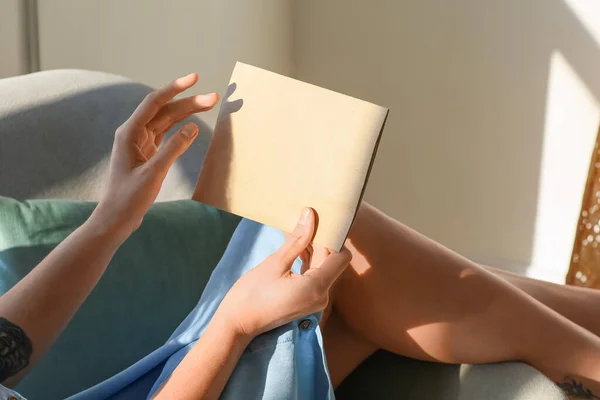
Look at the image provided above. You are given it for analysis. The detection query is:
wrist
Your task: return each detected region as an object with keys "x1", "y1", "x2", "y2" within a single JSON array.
[
  {"x1": 210, "y1": 309, "x2": 255, "y2": 345},
  {"x1": 85, "y1": 205, "x2": 137, "y2": 246}
]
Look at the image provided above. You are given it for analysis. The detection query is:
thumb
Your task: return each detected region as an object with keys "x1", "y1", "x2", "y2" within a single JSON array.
[
  {"x1": 150, "y1": 122, "x2": 198, "y2": 173},
  {"x1": 274, "y1": 208, "x2": 316, "y2": 269}
]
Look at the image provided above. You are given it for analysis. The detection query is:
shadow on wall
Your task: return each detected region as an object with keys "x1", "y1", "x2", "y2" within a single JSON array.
[
  {"x1": 294, "y1": 0, "x2": 600, "y2": 275},
  {"x1": 0, "y1": 79, "x2": 212, "y2": 201}
]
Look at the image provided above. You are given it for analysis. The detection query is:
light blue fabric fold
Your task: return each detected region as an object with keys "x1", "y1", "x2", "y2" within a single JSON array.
[{"x1": 67, "y1": 219, "x2": 334, "y2": 400}]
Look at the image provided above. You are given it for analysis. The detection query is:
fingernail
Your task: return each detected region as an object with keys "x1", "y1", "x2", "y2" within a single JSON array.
[
  {"x1": 292, "y1": 208, "x2": 312, "y2": 237},
  {"x1": 299, "y1": 208, "x2": 311, "y2": 225},
  {"x1": 181, "y1": 123, "x2": 197, "y2": 138},
  {"x1": 194, "y1": 93, "x2": 219, "y2": 105},
  {"x1": 175, "y1": 73, "x2": 196, "y2": 85}
]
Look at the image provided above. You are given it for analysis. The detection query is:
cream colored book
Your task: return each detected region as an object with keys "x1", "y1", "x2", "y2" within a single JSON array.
[{"x1": 193, "y1": 62, "x2": 388, "y2": 251}]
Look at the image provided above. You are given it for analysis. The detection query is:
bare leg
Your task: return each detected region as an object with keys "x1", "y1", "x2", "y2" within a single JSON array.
[
  {"x1": 487, "y1": 265, "x2": 600, "y2": 336},
  {"x1": 323, "y1": 202, "x2": 600, "y2": 398}
]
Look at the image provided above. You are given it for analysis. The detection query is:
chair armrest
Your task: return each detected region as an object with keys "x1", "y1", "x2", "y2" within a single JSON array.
[
  {"x1": 0, "y1": 69, "x2": 211, "y2": 201},
  {"x1": 459, "y1": 362, "x2": 566, "y2": 400},
  {"x1": 335, "y1": 351, "x2": 565, "y2": 400}
]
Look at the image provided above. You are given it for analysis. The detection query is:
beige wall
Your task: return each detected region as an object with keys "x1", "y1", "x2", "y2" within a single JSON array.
[
  {"x1": 5, "y1": 0, "x2": 600, "y2": 281},
  {"x1": 294, "y1": 0, "x2": 600, "y2": 281},
  {"x1": 0, "y1": 0, "x2": 27, "y2": 78},
  {"x1": 37, "y1": 0, "x2": 294, "y2": 127}
]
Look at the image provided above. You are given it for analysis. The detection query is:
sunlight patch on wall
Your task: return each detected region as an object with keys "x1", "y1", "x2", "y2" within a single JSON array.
[
  {"x1": 527, "y1": 50, "x2": 599, "y2": 283},
  {"x1": 563, "y1": 0, "x2": 600, "y2": 48}
]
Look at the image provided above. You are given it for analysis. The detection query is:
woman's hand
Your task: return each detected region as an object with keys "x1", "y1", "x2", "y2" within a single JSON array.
[
  {"x1": 91, "y1": 73, "x2": 219, "y2": 241},
  {"x1": 0, "y1": 75, "x2": 220, "y2": 386},
  {"x1": 216, "y1": 208, "x2": 352, "y2": 338}
]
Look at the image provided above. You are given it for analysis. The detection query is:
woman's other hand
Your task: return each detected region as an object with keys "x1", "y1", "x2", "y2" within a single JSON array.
[
  {"x1": 217, "y1": 208, "x2": 352, "y2": 338},
  {"x1": 91, "y1": 73, "x2": 219, "y2": 241}
]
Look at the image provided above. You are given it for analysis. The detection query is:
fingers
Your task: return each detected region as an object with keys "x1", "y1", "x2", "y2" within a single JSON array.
[
  {"x1": 129, "y1": 73, "x2": 199, "y2": 126},
  {"x1": 147, "y1": 122, "x2": 198, "y2": 174},
  {"x1": 299, "y1": 243, "x2": 314, "y2": 274},
  {"x1": 306, "y1": 246, "x2": 352, "y2": 287},
  {"x1": 273, "y1": 208, "x2": 316, "y2": 270},
  {"x1": 148, "y1": 93, "x2": 220, "y2": 145}
]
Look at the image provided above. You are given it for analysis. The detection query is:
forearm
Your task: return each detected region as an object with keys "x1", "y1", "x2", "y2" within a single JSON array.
[
  {"x1": 0, "y1": 72, "x2": 215, "y2": 387},
  {"x1": 151, "y1": 207, "x2": 347, "y2": 399},
  {"x1": 152, "y1": 313, "x2": 252, "y2": 400},
  {"x1": 0, "y1": 210, "x2": 129, "y2": 384}
]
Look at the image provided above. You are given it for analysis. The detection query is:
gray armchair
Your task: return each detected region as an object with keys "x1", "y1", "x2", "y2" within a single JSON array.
[{"x1": 0, "y1": 69, "x2": 566, "y2": 400}]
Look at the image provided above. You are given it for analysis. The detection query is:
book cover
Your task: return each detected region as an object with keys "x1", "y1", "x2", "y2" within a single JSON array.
[{"x1": 194, "y1": 62, "x2": 388, "y2": 251}]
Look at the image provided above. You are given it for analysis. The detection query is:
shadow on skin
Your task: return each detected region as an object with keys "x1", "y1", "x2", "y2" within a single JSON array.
[
  {"x1": 330, "y1": 202, "x2": 540, "y2": 399},
  {"x1": 323, "y1": 0, "x2": 600, "y2": 395}
]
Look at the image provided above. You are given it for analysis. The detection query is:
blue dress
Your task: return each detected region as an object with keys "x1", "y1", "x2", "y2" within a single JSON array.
[{"x1": 55, "y1": 219, "x2": 335, "y2": 399}]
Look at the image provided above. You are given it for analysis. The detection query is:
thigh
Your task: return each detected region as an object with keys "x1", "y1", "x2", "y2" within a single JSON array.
[
  {"x1": 330, "y1": 202, "x2": 523, "y2": 364},
  {"x1": 321, "y1": 308, "x2": 378, "y2": 388}
]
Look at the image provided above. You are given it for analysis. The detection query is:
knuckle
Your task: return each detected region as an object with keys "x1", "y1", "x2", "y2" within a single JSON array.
[
  {"x1": 288, "y1": 235, "x2": 306, "y2": 252},
  {"x1": 144, "y1": 92, "x2": 160, "y2": 105},
  {"x1": 288, "y1": 234, "x2": 302, "y2": 245},
  {"x1": 340, "y1": 247, "x2": 353, "y2": 264},
  {"x1": 163, "y1": 114, "x2": 176, "y2": 129},
  {"x1": 317, "y1": 294, "x2": 330, "y2": 311},
  {"x1": 309, "y1": 286, "x2": 325, "y2": 304},
  {"x1": 278, "y1": 239, "x2": 298, "y2": 257},
  {"x1": 344, "y1": 252, "x2": 353, "y2": 264},
  {"x1": 114, "y1": 124, "x2": 130, "y2": 143},
  {"x1": 265, "y1": 252, "x2": 283, "y2": 266},
  {"x1": 115, "y1": 123, "x2": 128, "y2": 137}
]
